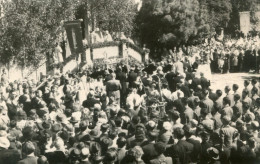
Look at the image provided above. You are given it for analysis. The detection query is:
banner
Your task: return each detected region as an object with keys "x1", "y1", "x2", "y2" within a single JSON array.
[
  {"x1": 64, "y1": 20, "x2": 84, "y2": 57},
  {"x1": 239, "y1": 12, "x2": 251, "y2": 36},
  {"x1": 256, "y1": 11, "x2": 260, "y2": 31}
]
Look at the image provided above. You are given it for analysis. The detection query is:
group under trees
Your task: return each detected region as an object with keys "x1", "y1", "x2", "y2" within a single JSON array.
[{"x1": 134, "y1": 0, "x2": 259, "y2": 57}]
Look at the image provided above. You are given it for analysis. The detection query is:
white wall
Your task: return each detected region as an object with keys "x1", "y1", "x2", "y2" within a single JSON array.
[
  {"x1": 128, "y1": 48, "x2": 142, "y2": 62},
  {"x1": 92, "y1": 46, "x2": 119, "y2": 59}
]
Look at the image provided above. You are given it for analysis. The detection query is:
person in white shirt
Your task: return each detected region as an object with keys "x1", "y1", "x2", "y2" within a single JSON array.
[
  {"x1": 171, "y1": 83, "x2": 184, "y2": 101},
  {"x1": 104, "y1": 30, "x2": 113, "y2": 42},
  {"x1": 161, "y1": 83, "x2": 171, "y2": 102}
]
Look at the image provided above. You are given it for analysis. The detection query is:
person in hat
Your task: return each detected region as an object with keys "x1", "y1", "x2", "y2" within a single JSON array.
[
  {"x1": 69, "y1": 148, "x2": 81, "y2": 164},
  {"x1": 207, "y1": 147, "x2": 221, "y2": 164},
  {"x1": 80, "y1": 147, "x2": 91, "y2": 164}
]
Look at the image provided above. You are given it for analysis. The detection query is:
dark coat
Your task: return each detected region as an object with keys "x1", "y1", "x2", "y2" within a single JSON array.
[
  {"x1": 82, "y1": 98, "x2": 100, "y2": 109},
  {"x1": 45, "y1": 151, "x2": 68, "y2": 164},
  {"x1": 186, "y1": 138, "x2": 201, "y2": 163},
  {"x1": 116, "y1": 71, "x2": 127, "y2": 94},
  {"x1": 128, "y1": 71, "x2": 138, "y2": 88},
  {"x1": 0, "y1": 148, "x2": 21, "y2": 164},
  {"x1": 200, "y1": 77, "x2": 210, "y2": 90},
  {"x1": 191, "y1": 77, "x2": 201, "y2": 91},
  {"x1": 165, "y1": 72, "x2": 176, "y2": 92},
  {"x1": 166, "y1": 140, "x2": 194, "y2": 164},
  {"x1": 142, "y1": 143, "x2": 158, "y2": 163},
  {"x1": 7, "y1": 101, "x2": 18, "y2": 121}
]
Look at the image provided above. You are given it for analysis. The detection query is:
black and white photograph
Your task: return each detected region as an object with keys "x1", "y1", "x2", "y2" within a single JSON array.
[{"x1": 0, "y1": 0, "x2": 260, "y2": 163}]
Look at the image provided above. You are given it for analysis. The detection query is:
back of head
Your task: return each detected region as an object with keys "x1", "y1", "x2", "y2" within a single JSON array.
[
  {"x1": 154, "y1": 142, "x2": 166, "y2": 155},
  {"x1": 233, "y1": 84, "x2": 239, "y2": 91},
  {"x1": 22, "y1": 141, "x2": 35, "y2": 156},
  {"x1": 234, "y1": 94, "x2": 240, "y2": 101},
  {"x1": 37, "y1": 155, "x2": 49, "y2": 164},
  {"x1": 223, "y1": 97, "x2": 231, "y2": 106},
  {"x1": 104, "y1": 148, "x2": 118, "y2": 163},
  {"x1": 117, "y1": 136, "x2": 127, "y2": 148},
  {"x1": 216, "y1": 89, "x2": 222, "y2": 97},
  {"x1": 175, "y1": 128, "x2": 185, "y2": 139},
  {"x1": 244, "y1": 80, "x2": 250, "y2": 87}
]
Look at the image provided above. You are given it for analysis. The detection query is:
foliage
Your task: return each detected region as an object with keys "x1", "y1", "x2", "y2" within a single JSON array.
[
  {"x1": 134, "y1": 0, "x2": 211, "y2": 55},
  {"x1": 205, "y1": 0, "x2": 232, "y2": 28},
  {"x1": 0, "y1": 0, "x2": 78, "y2": 68},
  {"x1": 227, "y1": 0, "x2": 259, "y2": 36},
  {"x1": 77, "y1": 0, "x2": 137, "y2": 35}
]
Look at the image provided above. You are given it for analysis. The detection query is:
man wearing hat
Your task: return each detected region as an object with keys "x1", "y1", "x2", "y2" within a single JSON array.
[{"x1": 80, "y1": 147, "x2": 91, "y2": 164}]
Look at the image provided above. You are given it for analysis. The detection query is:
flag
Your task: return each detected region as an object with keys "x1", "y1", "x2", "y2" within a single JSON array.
[
  {"x1": 64, "y1": 20, "x2": 84, "y2": 57},
  {"x1": 239, "y1": 12, "x2": 251, "y2": 36}
]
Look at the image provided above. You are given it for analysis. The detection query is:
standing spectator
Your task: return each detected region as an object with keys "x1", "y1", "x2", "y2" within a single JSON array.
[
  {"x1": 18, "y1": 141, "x2": 38, "y2": 164},
  {"x1": 106, "y1": 73, "x2": 121, "y2": 105}
]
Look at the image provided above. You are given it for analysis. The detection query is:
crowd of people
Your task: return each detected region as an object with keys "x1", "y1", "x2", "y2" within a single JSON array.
[
  {"x1": 1, "y1": 51, "x2": 260, "y2": 164},
  {"x1": 160, "y1": 35, "x2": 260, "y2": 75}
]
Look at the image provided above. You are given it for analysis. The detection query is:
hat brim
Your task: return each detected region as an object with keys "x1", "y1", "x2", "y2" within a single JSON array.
[
  {"x1": 70, "y1": 120, "x2": 78, "y2": 124},
  {"x1": 207, "y1": 149, "x2": 219, "y2": 160}
]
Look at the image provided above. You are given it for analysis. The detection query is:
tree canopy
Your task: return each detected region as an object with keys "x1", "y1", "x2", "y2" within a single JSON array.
[
  {"x1": 0, "y1": 0, "x2": 78, "y2": 68},
  {"x1": 0, "y1": 0, "x2": 138, "y2": 68},
  {"x1": 134, "y1": 0, "x2": 211, "y2": 54},
  {"x1": 134, "y1": 0, "x2": 259, "y2": 55}
]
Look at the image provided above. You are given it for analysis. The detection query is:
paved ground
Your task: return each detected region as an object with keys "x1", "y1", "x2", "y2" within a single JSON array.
[{"x1": 210, "y1": 73, "x2": 260, "y2": 93}]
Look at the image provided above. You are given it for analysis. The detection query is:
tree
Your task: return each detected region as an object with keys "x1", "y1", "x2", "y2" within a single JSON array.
[
  {"x1": 206, "y1": 0, "x2": 232, "y2": 29},
  {"x1": 76, "y1": 0, "x2": 137, "y2": 35},
  {"x1": 134, "y1": 0, "x2": 211, "y2": 57},
  {"x1": 0, "y1": 0, "x2": 78, "y2": 69}
]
